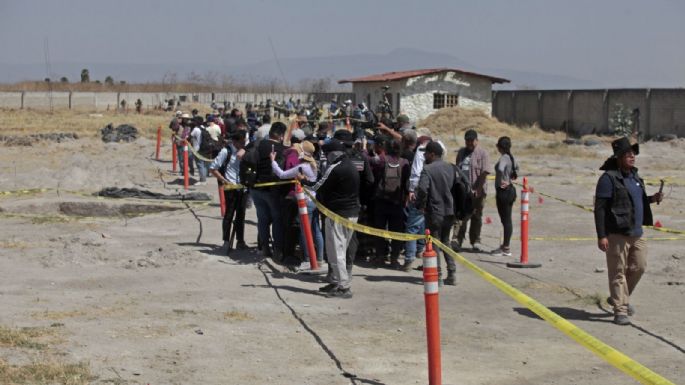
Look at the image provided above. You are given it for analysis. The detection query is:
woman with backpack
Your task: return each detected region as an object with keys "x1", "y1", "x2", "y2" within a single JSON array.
[
  {"x1": 492, "y1": 136, "x2": 519, "y2": 257},
  {"x1": 367, "y1": 137, "x2": 410, "y2": 269},
  {"x1": 270, "y1": 140, "x2": 324, "y2": 270}
]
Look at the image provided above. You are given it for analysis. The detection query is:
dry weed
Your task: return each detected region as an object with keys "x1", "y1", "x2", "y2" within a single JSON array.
[
  {"x1": 0, "y1": 326, "x2": 54, "y2": 349},
  {"x1": 0, "y1": 358, "x2": 91, "y2": 385},
  {"x1": 31, "y1": 305, "x2": 126, "y2": 320},
  {"x1": 418, "y1": 107, "x2": 565, "y2": 143},
  {"x1": 223, "y1": 311, "x2": 252, "y2": 321}
]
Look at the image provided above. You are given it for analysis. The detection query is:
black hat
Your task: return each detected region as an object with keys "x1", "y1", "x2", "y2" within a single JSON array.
[
  {"x1": 322, "y1": 139, "x2": 345, "y2": 153},
  {"x1": 425, "y1": 141, "x2": 444, "y2": 157},
  {"x1": 333, "y1": 130, "x2": 354, "y2": 147},
  {"x1": 464, "y1": 129, "x2": 478, "y2": 140},
  {"x1": 611, "y1": 137, "x2": 639, "y2": 157}
]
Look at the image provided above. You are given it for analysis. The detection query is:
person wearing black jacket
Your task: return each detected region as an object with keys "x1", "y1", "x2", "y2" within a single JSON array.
[
  {"x1": 594, "y1": 137, "x2": 663, "y2": 325},
  {"x1": 250, "y1": 122, "x2": 287, "y2": 260},
  {"x1": 313, "y1": 139, "x2": 360, "y2": 299},
  {"x1": 416, "y1": 141, "x2": 457, "y2": 286}
]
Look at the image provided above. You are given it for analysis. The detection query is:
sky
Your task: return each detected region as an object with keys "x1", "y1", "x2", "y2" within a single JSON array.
[{"x1": 0, "y1": 0, "x2": 684, "y2": 87}]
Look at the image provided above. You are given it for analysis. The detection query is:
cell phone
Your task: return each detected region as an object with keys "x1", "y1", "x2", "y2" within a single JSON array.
[{"x1": 658, "y1": 179, "x2": 664, "y2": 205}]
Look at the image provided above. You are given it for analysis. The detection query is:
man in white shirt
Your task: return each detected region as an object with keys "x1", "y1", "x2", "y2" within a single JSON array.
[
  {"x1": 206, "y1": 117, "x2": 222, "y2": 142},
  {"x1": 189, "y1": 117, "x2": 206, "y2": 185},
  {"x1": 210, "y1": 131, "x2": 248, "y2": 254},
  {"x1": 403, "y1": 127, "x2": 444, "y2": 271},
  {"x1": 255, "y1": 114, "x2": 272, "y2": 142}
]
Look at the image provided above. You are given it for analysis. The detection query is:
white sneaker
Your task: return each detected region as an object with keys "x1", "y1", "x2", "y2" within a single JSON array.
[
  {"x1": 471, "y1": 243, "x2": 483, "y2": 252},
  {"x1": 194, "y1": 181, "x2": 207, "y2": 186},
  {"x1": 491, "y1": 247, "x2": 512, "y2": 257}
]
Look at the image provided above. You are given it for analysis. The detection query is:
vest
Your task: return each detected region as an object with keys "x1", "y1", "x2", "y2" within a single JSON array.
[{"x1": 602, "y1": 169, "x2": 653, "y2": 234}]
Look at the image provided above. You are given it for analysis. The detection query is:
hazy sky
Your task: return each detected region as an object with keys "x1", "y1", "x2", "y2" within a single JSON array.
[{"x1": 1, "y1": 0, "x2": 684, "y2": 86}]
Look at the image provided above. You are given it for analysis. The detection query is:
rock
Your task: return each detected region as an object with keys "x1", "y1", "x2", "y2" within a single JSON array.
[
  {"x1": 563, "y1": 139, "x2": 582, "y2": 145},
  {"x1": 594, "y1": 267, "x2": 606, "y2": 273},
  {"x1": 655, "y1": 134, "x2": 677, "y2": 142},
  {"x1": 583, "y1": 139, "x2": 601, "y2": 146},
  {"x1": 672, "y1": 254, "x2": 681, "y2": 260}
]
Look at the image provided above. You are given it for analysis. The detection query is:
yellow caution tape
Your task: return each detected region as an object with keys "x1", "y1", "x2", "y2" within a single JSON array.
[
  {"x1": 643, "y1": 225, "x2": 685, "y2": 235},
  {"x1": 643, "y1": 177, "x2": 685, "y2": 187},
  {"x1": 222, "y1": 179, "x2": 297, "y2": 191},
  {"x1": 432, "y1": 239, "x2": 676, "y2": 385},
  {"x1": 183, "y1": 140, "x2": 216, "y2": 162},
  {"x1": 512, "y1": 178, "x2": 682, "y2": 235},
  {"x1": 303, "y1": 189, "x2": 424, "y2": 241},
  {"x1": 0, "y1": 188, "x2": 52, "y2": 197},
  {"x1": 299, "y1": 189, "x2": 676, "y2": 384}
]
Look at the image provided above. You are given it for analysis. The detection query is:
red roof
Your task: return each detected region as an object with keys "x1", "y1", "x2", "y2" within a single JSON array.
[{"x1": 338, "y1": 68, "x2": 509, "y2": 84}]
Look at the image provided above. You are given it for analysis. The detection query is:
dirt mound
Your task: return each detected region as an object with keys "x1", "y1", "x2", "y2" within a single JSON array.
[
  {"x1": 418, "y1": 107, "x2": 562, "y2": 142},
  {"x1": 1, "y1": 132, "x2": 79, "y2": 146}
]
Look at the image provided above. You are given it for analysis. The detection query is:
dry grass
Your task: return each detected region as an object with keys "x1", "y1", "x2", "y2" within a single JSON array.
[
  {"x1": 418, "y1": 107, "x2": 607, "y2": 159},
  {"x1": 0, "y1": 239, "x2": 28, "y2": 250},
  {"x1": 419, "y1": 107, "x2": 566, "y2": 143},
  {"x1": 31, "y1": 305, "x2": 127, "y2": 321},
  {"x1": 0, "y1": 325, "x2": 90, "y2": 384},
  {"x1": 0, "y1": 358, "x2": 91, "y2": 385},
  {"x1": 0, "y1": 108, "x2": 178, "y2": 139},
  {"x1": 223, "y1": 310, "x2": 252, "y2": 321},
  {"x1": 0, "y1": 326, "x2": 54, "y2": 350}
]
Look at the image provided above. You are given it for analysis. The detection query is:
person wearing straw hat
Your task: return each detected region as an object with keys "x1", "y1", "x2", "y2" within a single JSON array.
[
  {"x1": 594, "y1": 137, "x2": 663, "y2": 325},
  {"x1": 270, "y1": 140, "x2": 324, "y2": 271}
]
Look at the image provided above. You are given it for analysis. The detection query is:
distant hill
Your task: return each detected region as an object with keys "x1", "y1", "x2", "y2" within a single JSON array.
[{"x1": 0, "y1": 48, "x2": 596, "y2": 90}]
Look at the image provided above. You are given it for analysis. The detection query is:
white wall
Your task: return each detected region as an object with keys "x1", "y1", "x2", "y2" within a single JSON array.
[{"x1": 352, "y1": 71, "x2": 494, "y2": 123}]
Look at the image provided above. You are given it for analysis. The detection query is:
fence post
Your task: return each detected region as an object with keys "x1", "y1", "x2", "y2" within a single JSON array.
[
  {"x1": 508, "y1": 177, "x2": 541, "y2": 268},
  {"x1": 183, "y1": 141, "x2": 189, "y2": 190},
  {"x1": 422, "y1": 230, "x2": 441, "y2": 385},
  {"x1": 218, "y1": 184, "x2": 226, "y2": 217},
  {"x1": 171, "y1": 137, "x2": 178, "y2": 173},
  {"x1": 295, "y1": 183, "x2": 319, "y2": 271},
  {"x1": 155, "y1": 126, "x2": 162, "y2": 160}
]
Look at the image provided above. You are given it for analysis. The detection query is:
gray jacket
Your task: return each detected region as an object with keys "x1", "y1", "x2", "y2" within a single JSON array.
[{"x1": 416, "y1": 159, "x2": 455, "y2": 218}]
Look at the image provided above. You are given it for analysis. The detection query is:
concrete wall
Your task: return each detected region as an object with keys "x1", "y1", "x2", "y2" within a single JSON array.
[
  {"x1": 493, "y1": 88, "x2": 685, "y2": 138},
  {"x1": 351, "y1": 71, "x2": 494, "y2": 123},
  {"x1": 0, "y1": 91, "x2": 334, "y2": 111}
]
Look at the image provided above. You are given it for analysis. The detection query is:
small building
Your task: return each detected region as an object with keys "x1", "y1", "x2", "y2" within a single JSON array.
[{"x1": 339, "y1": 68, "x2": 509, "y2": 122}]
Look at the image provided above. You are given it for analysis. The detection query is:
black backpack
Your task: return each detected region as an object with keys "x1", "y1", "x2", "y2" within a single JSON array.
[
  {"x1": 452, "y1": 165, "x2": 474, "y2": 220},
  {"x1": 376, "y1": 158, "x2": 403, "y2": 204},
  {"x1": 199, "y1": 127, "x2": 221, "y2": 159},
  {"x1": 238, "y1": 145, "x2": 259, "y2": 188},
  {"x1": 217, "y1": 145, "x2": 233, "y2": 179}
]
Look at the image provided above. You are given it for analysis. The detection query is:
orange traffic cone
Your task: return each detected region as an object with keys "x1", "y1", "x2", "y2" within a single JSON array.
[{"x1": 654, "y1": 220, "x2": 663, "y2": 228}]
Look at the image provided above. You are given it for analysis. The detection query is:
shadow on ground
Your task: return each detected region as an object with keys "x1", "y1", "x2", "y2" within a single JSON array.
[{"x1": 513, "y1": 306, "x2": 613, "y2": 323}]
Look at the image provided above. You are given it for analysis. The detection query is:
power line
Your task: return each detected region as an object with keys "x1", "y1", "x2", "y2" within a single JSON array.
[{"x1": 267, "y1": 36, "x2": 288, "y2": 91}]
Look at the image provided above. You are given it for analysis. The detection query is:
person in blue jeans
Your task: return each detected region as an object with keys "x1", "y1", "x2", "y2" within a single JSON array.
[
  {"x1": 251, "y1": 123, "x2": 288, "y2": 259},
  {"x1": 403, "y1": 128, "x2": 439, "y2": 271},
  {"x1": 403, "y1": 203, "x2": 425, "y2": 271}
]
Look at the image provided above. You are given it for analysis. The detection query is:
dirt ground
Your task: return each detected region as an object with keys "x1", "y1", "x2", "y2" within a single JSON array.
[{"x1": 0, "y1": 114, "x2": 684, "y2": 384}]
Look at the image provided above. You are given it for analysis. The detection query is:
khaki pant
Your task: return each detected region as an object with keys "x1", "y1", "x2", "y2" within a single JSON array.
[{"x1": 606, "y1": 234, "x2": 647, "y2": 315}]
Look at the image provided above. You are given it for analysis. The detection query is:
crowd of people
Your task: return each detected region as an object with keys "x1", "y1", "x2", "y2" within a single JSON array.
[
  {"x1": 166, "y1": 101, "x2": 666, "y2": 326},
  {"x1": 167, "y1": 103, "x2": 521, "y2": 298}
]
